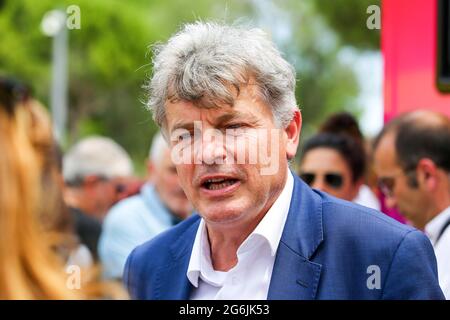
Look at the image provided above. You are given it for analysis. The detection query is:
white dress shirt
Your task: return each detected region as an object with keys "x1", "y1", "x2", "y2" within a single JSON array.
[
  {"x1": 187, "y1": 169, "x2": 294, "y2": 300},
  {"x1": 425, "y1": 206, "x2": 450, "y2": 299}
]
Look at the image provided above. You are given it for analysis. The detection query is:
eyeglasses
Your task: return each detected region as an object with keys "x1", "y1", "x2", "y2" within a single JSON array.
[
  {"x1": 377, "y1": 176, "x2": 396, "y2": 197},
  {"x1": 377, "y1": 169, "x2": 417, "y2": 197},
  {"x1": 0, "y1": 77, "x2": 30, "y2": 115},
  {"x1": 115, "y1": 183, "x2": 126, "y2": 194},
  {"x1": 300, "y1": 172, "x2": 344, "y2": 189},
  {"x1": 95, "y1": 177, "x2": 127, "y2": 194}
]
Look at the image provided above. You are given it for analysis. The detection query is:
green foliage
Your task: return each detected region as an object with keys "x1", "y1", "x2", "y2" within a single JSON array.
[
  {"x1": 0, "y1": 0, "x2": 370, "y2": 174},
  {"x1": 0, "y1": 0, "x2": 222, "y2": 174},
  {"x1": 244, "y1": 0, "x2": 361, "y2": 135},
  {"x1": 314, "y1": 0, "x2": 381, "y2": 50}
]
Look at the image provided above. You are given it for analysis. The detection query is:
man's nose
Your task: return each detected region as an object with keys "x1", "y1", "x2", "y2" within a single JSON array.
[{"x1": 195, "y1": 131, "x2": 227, "y2": 165}]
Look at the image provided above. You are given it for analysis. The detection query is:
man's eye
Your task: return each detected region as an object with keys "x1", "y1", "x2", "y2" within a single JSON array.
[
  {"x1": 177, "y1": 133, "x2": 191, "y2": 142},
  {"x1": 226, "y1": 123, "x2": 244, "y2": 130}
]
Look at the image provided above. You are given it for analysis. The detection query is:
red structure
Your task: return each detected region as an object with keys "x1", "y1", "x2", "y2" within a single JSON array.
[{"x1": 382, "y1": 0, "x2": 450, "y2": 121}]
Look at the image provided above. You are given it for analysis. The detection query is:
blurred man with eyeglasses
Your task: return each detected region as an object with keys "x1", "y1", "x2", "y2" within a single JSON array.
[
  {"x1": 373, "y1": 110, "x2": 450, "y2": 299},
  {"x1": 63, "y1": 136, "x2": 134, "y2": 259}
]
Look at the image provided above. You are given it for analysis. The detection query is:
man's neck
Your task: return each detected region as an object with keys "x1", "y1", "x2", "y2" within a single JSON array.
[
  {"x1": 430, "y1": 173, "x2": 450, "y2": 221},
  {"x1": 206, "y1": 210, "x2": 267, "y2": 271},
  {"x1": 205, "y1": 171, "x2": 289, "y2": 271},
  {"x1": 419, "y1": 193, "x2": 450, "y2": 230}
]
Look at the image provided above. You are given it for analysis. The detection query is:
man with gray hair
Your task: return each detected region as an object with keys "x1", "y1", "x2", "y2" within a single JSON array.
[
  {"x1": 99, "y1": 132, "x2": 192, "y2": 279},
  {"x1": 124, "y1": 22, "x2": 444, "y2": 299},
  {"x1": 63, "y1": 136, "x2": 134, "y2": 259}
]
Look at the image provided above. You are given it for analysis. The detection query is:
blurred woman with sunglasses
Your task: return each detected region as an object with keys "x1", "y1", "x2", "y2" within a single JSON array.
[
  {"x1": 298, "y1": 132, "x2": 380, "y2": 209},
  {"x1": 0, "y1": 76, "x2": 124, "y2": 299}
]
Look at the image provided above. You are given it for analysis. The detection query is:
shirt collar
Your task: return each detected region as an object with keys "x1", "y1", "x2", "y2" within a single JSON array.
[
  {"x1": 186, "y1": 169, "x2": 294, "y2": 288},
  {"x1": 187, "y1": 218, "x2": 228, "y2": 288},
  {"x1": 239, "y1": 169, "x2": 294, "y2": 256},
  {"x1": 425, "y1": 206, "x2": 450, "y2": 244}
]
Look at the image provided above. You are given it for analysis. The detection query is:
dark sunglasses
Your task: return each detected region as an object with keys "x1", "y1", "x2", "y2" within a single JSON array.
[
  {"x1": 300, "y1": 172, "x2": 344, "y2": 189},
  {"x1": 0, "y1": 77, "x2": 30, "y2": 115}
]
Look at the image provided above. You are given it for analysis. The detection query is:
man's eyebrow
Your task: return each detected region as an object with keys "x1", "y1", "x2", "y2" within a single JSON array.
[
  {"x1": 170, "y1": 111, "x2": 253, "y2": 132},
  {"x1": 215, "y1": 112, "x2": 250, "y2": 124},
  {"x1": 171, "y1": 121, "x2": 195, "y2": 132}
]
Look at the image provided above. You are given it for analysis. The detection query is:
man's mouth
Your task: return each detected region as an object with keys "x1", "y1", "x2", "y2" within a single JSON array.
[{"x1": 202, "y1": 177, "x2": 239, "y2": 190}]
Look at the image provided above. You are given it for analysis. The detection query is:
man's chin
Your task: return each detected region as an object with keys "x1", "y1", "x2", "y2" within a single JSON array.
[{"x1": 200, "y1": 206, "x2": 248, "y2": 226}]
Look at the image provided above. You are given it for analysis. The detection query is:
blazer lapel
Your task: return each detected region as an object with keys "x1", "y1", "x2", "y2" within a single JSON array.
[
  {"x1": 155, "y1": 216, "x2": 200, "y2": 300},
  {"x1": 268, "y1": 172, "x2": 324, "y2": 300},
  {"x1": 156, "y1": 258, "x2": 193, "y2": 299},
  {"x1": 267, "y1": 242, "x2": 322, "y2": 299}
]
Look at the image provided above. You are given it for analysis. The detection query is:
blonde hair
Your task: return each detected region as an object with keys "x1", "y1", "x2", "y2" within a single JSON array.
[
  {"x1": 0, "y1": 99, "x2": 79, "y2": 299},
  {"x1": 0, "y1": 95, "x2": 126, "y2": 299}
]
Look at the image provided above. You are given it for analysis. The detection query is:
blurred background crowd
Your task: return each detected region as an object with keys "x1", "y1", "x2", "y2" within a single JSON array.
[{"x1": 1, "y1": 0, "x2": 449, "y2": 299}]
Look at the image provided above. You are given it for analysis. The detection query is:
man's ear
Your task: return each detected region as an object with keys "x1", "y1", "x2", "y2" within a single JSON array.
[
  {"x1": 417, "y1": 158, "x2": 438, "y2": 191},
  {"x1": 285, "y1": 110, "x2": 302, "y2": 160}
]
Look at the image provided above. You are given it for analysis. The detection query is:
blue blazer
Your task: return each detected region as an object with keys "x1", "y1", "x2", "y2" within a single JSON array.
[{"x1": 124, "y1": 173, "x2": 444, "y2": 299}]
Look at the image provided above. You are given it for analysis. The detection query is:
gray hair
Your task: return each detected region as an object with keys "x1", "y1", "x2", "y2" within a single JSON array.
[
  {"x1": 146, "y1": 21, "x2": 297, "y2": 129},
  {"x1": 63, "y1": 136, "x2": 133, "y2": 185},
  {"x1": 148, "y1": 131, "x2": 169, "y2": 167}
]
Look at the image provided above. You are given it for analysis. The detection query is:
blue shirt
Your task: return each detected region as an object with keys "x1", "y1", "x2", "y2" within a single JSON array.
[{"x1": 99, "y1": 183, "x2": 175, "y2": 279}]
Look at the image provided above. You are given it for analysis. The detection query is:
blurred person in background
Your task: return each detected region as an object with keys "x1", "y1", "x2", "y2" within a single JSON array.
[
  {"x1": 0, "y1": 77, "x2": 77, "y2": 298},
  {"x1": 319, "y1": 112, "x2": 365, "y2": 144},
  {"x1": 28, "y1": 102, "x2": 93, "y2": 268},
  {"x1": 99, "y1": 131, "x2": 192, "y2": 280},
  {"x1": 373, "y1": 110, "x2": 450, "y2": 299},
  {"x1": 63, "y1": 136, "x2": 134, "y2": 260},
  {"x1": 315, "y1": 112, "x2": 381, "y2": 210},
  {"x1": 0, "y1": 76, "x2": 125, "y2": 299},
  {"x1": 298, "y1": 133, "x2": 380, "y2": 208}
]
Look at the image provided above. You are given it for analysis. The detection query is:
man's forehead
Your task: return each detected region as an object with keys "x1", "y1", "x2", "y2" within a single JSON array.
[
  {"x1": 377, "y1": 133, "x2": 396, "y2": 152},
  {"x1": 166, "y1": 101, "x2": 254, "y2": 129},
  {"x1": 375, "y1": 133, "x2": 400, "y2": 171}
]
